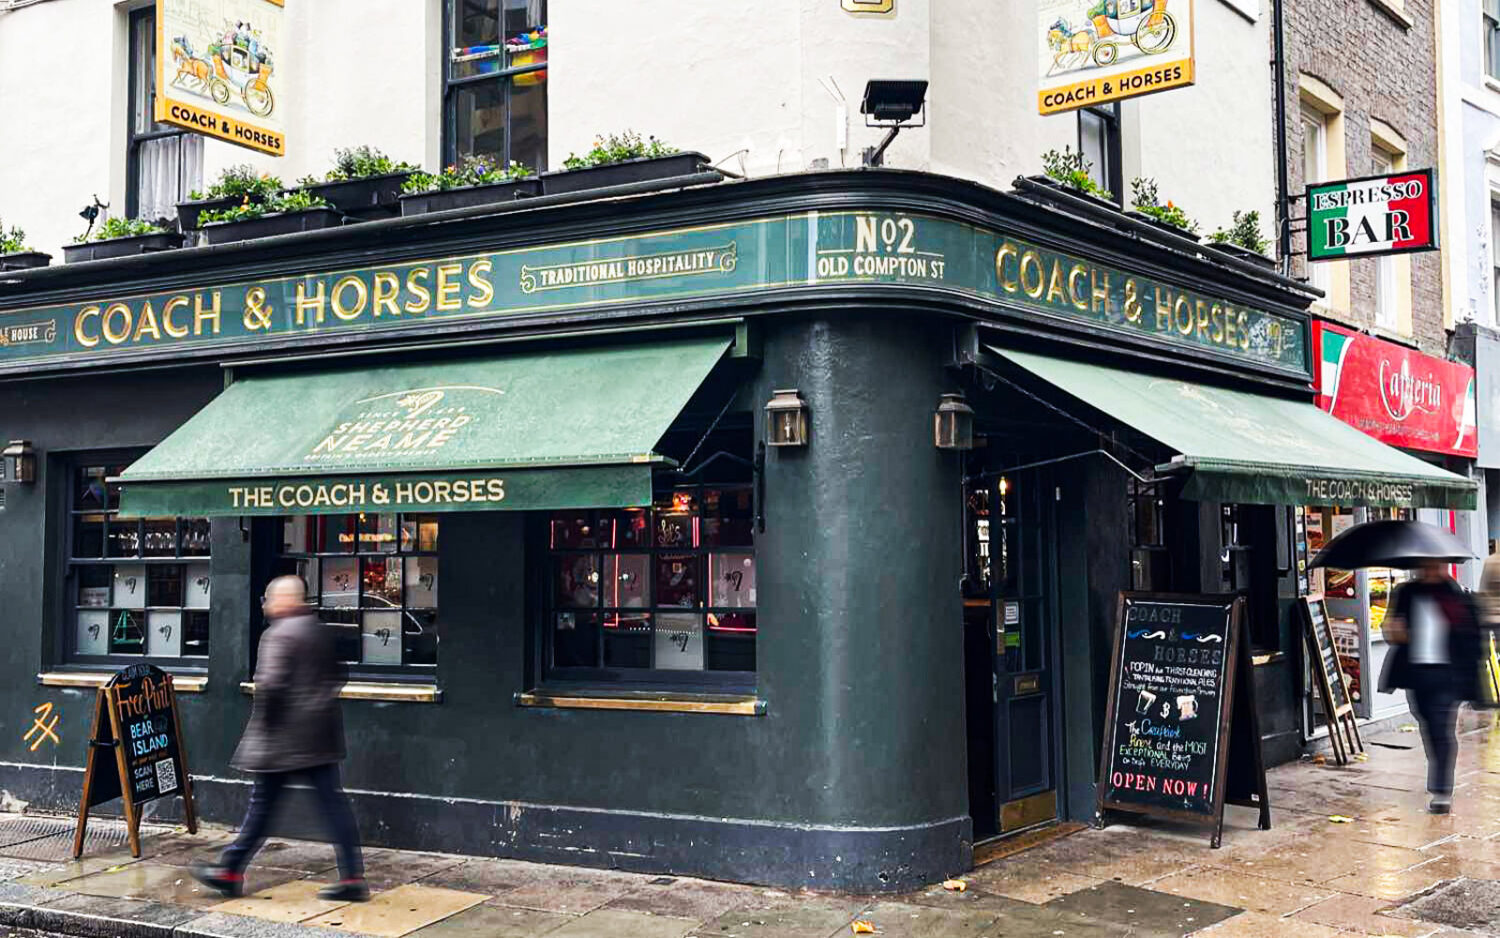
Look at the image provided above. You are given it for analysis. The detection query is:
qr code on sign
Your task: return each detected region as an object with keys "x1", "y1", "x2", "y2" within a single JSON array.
[{"x1": 154, "y1": 758, "x2": 178, "y2": 795}]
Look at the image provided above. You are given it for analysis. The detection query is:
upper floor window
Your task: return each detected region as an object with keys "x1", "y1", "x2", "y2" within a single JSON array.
[
  {"x1": 127, "y1": 6, "x2": 203, "y2": 223},
  {"x1": 444, "y1": 0, "x2": 548, "y2": 171},
  {"x1": 1301, "y1": 104, "x2": 1330, "y2": 296},
  {"x1": 1078, "y1": 103, "x2": 1121, "y2": 204},
  {"x1": 277, "y1": 515, "x2": 440, "y2": 673},
  {"x1": 1486, "y1": 0, "x2": 1500, "y2": 81},
  {"x1": 1491, "y1": 200, "x2": 1500, "y2": 324},
  {"x1": 1372, "y1": 147, "x2": 1399, "y2": 329},
  {"x1": 69, "y1": 461, "x2": 212, "y2": 663}
]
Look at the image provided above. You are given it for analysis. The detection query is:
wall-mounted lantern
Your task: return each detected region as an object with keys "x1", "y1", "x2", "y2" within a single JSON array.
[
  {"x1": 933, "y1": 393, "x2": 975, "y2": 450},
  {"x1": 765, "y1": 389, "x2": 809, "y2": 448},
  {"x1": 3, "y1": 440, "x2": 36, "y2": 483}
]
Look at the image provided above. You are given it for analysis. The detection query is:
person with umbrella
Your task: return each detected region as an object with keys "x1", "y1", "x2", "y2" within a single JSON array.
[{"x1": 1312, "y1": 520, "x2": 1481, "y2": 815}]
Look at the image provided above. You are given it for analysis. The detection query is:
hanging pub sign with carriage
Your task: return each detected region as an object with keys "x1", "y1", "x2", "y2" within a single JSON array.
[
  {"x1": 155, "y1": 0, "x2": 286, "y2": 157},
  {"x1": 1039, "y1": 0, "x2": 1195, "y2": 114}
]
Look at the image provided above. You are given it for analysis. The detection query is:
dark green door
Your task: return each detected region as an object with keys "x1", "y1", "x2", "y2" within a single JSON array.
[{"x1": 993, "y1": 468, "x2": 1058, "y2": 832}]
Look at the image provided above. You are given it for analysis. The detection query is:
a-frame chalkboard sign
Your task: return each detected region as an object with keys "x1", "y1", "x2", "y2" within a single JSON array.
[
  {"x1": 1298, "y1": 596, "x2": 1364, "y2": 765},
  {"x1": 1097, "y1": 593, "x2": 1271, "y2": 848},
  {"x1": 73, "y1": 664, "x2": 196, "y2": 858}
]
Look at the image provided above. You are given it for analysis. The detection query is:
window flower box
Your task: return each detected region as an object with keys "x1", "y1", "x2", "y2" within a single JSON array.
[
  {"x1": 1213, "y1": 242, "x2": 1276, "y2": 268},
  {"x1": 0, "y1": 251, "x2": 51, "y2": 271},
  {"x1": 541, "y1": 152, "x2": 712, "y2": 196},
  {"x1": 301, "y1": 172, "x2": 416, "y2": 219},
  {"x1": 176, "y1": 196, "x2": 245, "y2": 231},
  {"x1": 1125, "y1": 209, "x2": 1201, "y2": 243},
  {"x1": 398, "y1": 177, "x2": 541, "y2": 216},
  {"x1": 62, "y1": 231, "x2": 185, "y2": 263},
  {"x1": 1020, "y1": 174, "x2": 1121, "y2": 214},
  {"x1": 199, "y1": 207, "x2": 344, "y2": 245}
]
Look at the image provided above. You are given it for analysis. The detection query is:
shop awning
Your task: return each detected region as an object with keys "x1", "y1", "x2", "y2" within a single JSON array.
[
  {"x1": 989, "y1": 347, "x2": 1477, "y2": 510},
  {"x1": 116, "y1": 337, "x2": 733, "y2": 516}
]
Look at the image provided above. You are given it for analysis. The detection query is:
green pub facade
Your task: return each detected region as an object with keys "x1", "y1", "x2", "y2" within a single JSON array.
[{"x1": 0, "y1": 170, "x2": 1474, "y2": 890}]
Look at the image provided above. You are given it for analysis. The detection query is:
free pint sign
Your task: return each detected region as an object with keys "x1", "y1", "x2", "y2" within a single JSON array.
[
  {"x1": 1314, "y1": 321, "x2": 1477, "y2": 458},
  {"x1": 1306, "y1": 169, "x2": 1437, "y2": 261}
]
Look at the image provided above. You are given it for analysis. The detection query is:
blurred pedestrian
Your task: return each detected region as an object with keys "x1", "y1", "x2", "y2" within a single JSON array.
[
  {"x1": 192, "y1": 575, "x2": 368, "y2": 900},
  {"x1": 1379, "y1": 559, "x2": 1483, "y2": 814}
]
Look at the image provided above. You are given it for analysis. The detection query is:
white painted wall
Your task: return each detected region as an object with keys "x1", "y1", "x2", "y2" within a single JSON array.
[{"x1": 0, "y1": 0, "x2": 1275, "y2": 260}]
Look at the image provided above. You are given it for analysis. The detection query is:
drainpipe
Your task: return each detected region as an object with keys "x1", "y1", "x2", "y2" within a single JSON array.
[{"x1": 1272, "y1": 0, "x2": 1292, "y2": 277}]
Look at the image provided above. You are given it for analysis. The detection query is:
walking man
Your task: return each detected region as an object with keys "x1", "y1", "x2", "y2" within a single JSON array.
[
  {"x1": 1379, "y1": 559, "x2": 1483, "y2": 815},
  {"x1": 192, "y1": 575, "x2": 368, "y2": 900}
]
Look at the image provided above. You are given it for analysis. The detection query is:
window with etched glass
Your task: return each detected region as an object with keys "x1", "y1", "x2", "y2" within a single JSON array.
[
  {"x1": 277, "y1": 515, "x2": 440, "y2": 671},
  {"x1": 68, "y1": 463, "x2": 212, "y2": 661},
  {"x1": 444, "y1": 0, "x2": 547, "y2": 169},
  {"x1": 545, "y1": 486, "x2": 756, "y2": 684}
]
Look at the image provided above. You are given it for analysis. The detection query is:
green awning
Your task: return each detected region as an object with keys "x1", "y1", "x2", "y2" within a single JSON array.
[
  {"x1": 118, "y1": 336, "x2": 732, "y2": 516},
  {"x1": 990, "y1": 347, "x2": 1477, "y2": 510}
]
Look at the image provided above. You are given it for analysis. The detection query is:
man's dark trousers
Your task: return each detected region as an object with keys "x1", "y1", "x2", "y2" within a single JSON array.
[{"x1": 219, "y1": 763, "x2": 363, "y2": 879}]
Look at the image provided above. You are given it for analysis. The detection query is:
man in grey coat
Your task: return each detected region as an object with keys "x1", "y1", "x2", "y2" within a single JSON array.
[{"x1": 192, "y1": 576, "x2": 368, "y2": 901}]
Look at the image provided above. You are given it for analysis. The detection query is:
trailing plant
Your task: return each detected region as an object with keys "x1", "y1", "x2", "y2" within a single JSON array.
[
  {"x1": 1208, "y1": 210, "x2": 1271, "y2": 254},
  {"x1": 402, "y1": 155, "x2": 533, "y2": 194},
  {"x1": 74, "y1": 217, "x2": 168, "y2": 243},
  {"x1": 0, "y1": 219, "x2": 32, "y2": 254},
  {"x1": 1129, "y1": 177, "x2": 1197, "y2": 233},
  {"x1": 190, "y1": 164, "x2": 283, "y2": 202},
  {"x1": 310, "y1": 146, "x2": 420, "y2": 183},
  {"x1": 562, "y1": 131, "x2": 677, "y2": 171},
  {"x1": 1039, "y1": 147, "x2": 1112, "y2": 201},
  {"x1": 197, "y1": 190, "x2": 331, "y2": 225}
]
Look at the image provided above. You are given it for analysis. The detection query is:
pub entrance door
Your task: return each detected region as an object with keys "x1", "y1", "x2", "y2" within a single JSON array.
[{"x1": 964, "y1": 467, "x2": 1062, "y2": 840}]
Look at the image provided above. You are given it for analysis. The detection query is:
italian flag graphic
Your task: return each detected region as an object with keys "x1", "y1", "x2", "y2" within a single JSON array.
[
  {"x1": 1308, "y1": 172, "x2": 1431, "y2": 259},
  {"x1": 1317, "y1": 325, "x2": 1353, "y2": 412}
]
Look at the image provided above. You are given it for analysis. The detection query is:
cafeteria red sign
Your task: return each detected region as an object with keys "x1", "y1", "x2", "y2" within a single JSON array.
[{"x1": 1314, "y1": 322, "x2": 1477, "y2": 457}]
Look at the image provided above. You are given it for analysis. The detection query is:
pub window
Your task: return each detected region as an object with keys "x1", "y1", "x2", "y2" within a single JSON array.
[
  {"x1": 127, "y1": 6, "x2": 204, "y2": 223},
  {"x1": 1486, "y1": 0, "x2": 1500, "y2": 81},
  {"x1": 443, "y1": 0, "x2": 548, "y2": 170},
  {"x1": 278, "y1": 514, "x2": 440, "y2": 672},
  {"x1": 544, "y1": 483, "x2": 756, "y2": 686},
  {"x1": 1078, "y1": 103, "x2": 1121, "y2": 204},
  {"x1": 68, "y1": 462, "x2": 212, "y2": 663}
]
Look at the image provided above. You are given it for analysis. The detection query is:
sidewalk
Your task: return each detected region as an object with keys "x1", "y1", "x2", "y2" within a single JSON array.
[{"x1": 2, "y1": 715, "x2": 1500, "y2": 937}]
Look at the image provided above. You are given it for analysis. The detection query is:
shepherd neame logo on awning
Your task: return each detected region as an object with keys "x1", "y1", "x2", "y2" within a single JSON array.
[{"x1": 1307, "y1": 169, "x2": 1437, "y2": 261}]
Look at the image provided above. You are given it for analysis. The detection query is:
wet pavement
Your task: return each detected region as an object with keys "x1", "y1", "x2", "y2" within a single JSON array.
[{"x1": 3, "y1": 712, "x2": 1500, "y2": 936}]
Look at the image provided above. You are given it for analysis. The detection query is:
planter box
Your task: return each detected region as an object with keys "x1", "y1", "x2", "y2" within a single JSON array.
[
  {"x1": 199, "y1": 208, "x2": 344, "y2": 245},
  {"x1": 1125, "y1": 209, "x2": 1201, "y2": 242},
  {"x1": 398, "y1": 177, "x2": 542, "y2": 216},
  {"x1": 0, "y1": 251, "x2": 51, "y2": 271},
  {"x1": 1020, "y1": 174, "x2": 1122, "y2": 214},
  {"x1": 177, "y1": 195, "x2": 244, "y2": 230},
  {"x1": 1213, "y1": 242, "x2": 1276, "y2": 268},
  {"x1": 302, "y1": 172, "x2": 415, "y2": 218},
  {"x1": 540, "y1": 152, "x2": 712, "y2": 196},
  {"x1": 62, "y1": 231, "x2": 185, "y2": 263}
]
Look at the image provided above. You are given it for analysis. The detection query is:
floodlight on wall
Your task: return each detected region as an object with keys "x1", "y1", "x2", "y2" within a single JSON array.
[{"x1": 859, "y1": 79, "x2": 929, "y2": 167}]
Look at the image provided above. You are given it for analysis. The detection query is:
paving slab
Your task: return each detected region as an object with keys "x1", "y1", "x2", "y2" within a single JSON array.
[
  {"x1": 1292, "y1": 891, "x2": 1445, "y2": 937},
  {"x1": 489, "y1": 870, "x2": 647, "y2": 915},
  {"x1": 543, "y1": 908, "x2": 700, "y2": 938},
  {"x1": 841, "y1": 899, "x2": 1005, "y2": 938},
  {"x1": 697, "y1": 894, "x2": 872, "y2": 938},
  {"x1": 302, "y1": 883, "x2": 486, "y2": 937},
  {"x1": 61, "y1": 860, "x2": 306, "y2": 909},
  {"x1": 965, "y1": 859, "x2": 1103, "y2": 903},
  {"x1": 211, "y1": 879, "x2": 352, "y2": 924},
  {"x1": 408, "y1": 857, "x2": 538, "y2": 894},
  {"x1": 16, "y1": 851, "x2": 145, "y2": 887},
  {"x1": 1147, "y1": 865, "x2": 1334, "y2": 915},
  {"x1": 29, "y1": 891, "x2": 201, "y2": 938},
  {"x1": 404, "y1": 903, "x2": 572, "y2": 938},
  {"x1": 1390, "y1": 878, "x2": 1500, "y2": 935},
  {"x1": 1184, "y1": 909, "x2": 1349, "y2": 937},
  {"x1": 177, "y1": 910, "x2": 377, "y2": 938},
  {"x1": 1044, "y1": 880, "x2": 1243, "y2": 937},
  {"x1": 158, "y1": 838, "x2": 329, "y2": 874},
  {"x1": 1322, "y1": 857, "x2": 1462, "y2": 900},
  {"x1": 602, "y1": 877, "x2": 758, "y2": 922},
  {"x1": 354, "y1": 851, "x2": 467, "y2": 891},
  {"x1": 0, "y1": 860, "x2": 52, "y2": 884}
]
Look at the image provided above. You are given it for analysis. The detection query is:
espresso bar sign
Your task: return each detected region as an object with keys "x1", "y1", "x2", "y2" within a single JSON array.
[{"x1": 1307, "y1": 170, "x2": 1438, "y2": 261}]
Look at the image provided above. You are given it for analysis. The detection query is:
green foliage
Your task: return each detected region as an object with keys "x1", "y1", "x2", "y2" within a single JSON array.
[
  {"x1": 0, "y1": 219, "x2": 31, "y2": 254},
  {"x1": 1040, "y1": 147, "x2": 1112, "y2": 201},
  {"x1": 401, "y1": 155, "x2": 533, "y2": 194},
  {"x1": 562, "y1": 131, "x2": 677, "y2": 171},
  {"x1": 318, "y1": 146, "x2": 421, "y2": 182},
  {"x1": 1208, "y1": 210, "x2": 1271, "y2": 254},
  {"x1": 196, "y1": 164, "x2": 283, "y2": 202},
  {"x1": 75, "y1": 217, "x2": 168, "y2": 243},
  {"x1": 1129, "y1": 177, "x2": 1198, "y2": 233},
  {"x1": 198, "y1": 190, "x2": 331, "y2": 225}
]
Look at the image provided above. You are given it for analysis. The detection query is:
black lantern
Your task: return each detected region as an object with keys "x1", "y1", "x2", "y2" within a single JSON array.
[
  {"x1": 3, "y1": 440, "x2": 35, "y2": 483},
  {"x1": 765, "y1": 389, "x2": 809, "y2": 447},
  {"x1": 934, "y1": 393, "x2": 974, "y2": 450}
]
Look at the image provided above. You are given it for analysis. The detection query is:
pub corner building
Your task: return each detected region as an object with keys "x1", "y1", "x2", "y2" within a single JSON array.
[{"x1": 0, "y1": 166, "x2": 1476, "y2": 893}]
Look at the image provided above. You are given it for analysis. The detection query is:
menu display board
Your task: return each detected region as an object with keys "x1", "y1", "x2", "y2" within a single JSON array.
[
  {"x1": 1098, "y1": 593, "x2": 1269, "y2": 847},
  {"x1": 1299, "y1": 597, "x2": 1364, "y2": 765},
  {"x1": 73, "y1": 664, "x2": 196, "y2": 858}
]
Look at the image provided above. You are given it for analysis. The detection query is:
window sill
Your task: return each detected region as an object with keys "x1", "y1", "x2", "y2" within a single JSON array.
[
  {"x1": 38, "y1": 671, "x2": 208, "y2": 693},
  {"x1": 239, "y1": 681, "x2": 442, "y2": 703},
  {"x1": 516, "y1": 689, "x2": 765, "y2": 715},
  {"x1": 1367, "y1": 0, "x2": 1413, "y2": 28},
  {"x1": 1485, "y1": 76, "x2": 1500, "y2": 97}
]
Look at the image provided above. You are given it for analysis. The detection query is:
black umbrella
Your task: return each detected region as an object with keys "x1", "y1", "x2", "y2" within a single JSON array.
[{"x1": 1309, "y1": 519, "x2": 1475, "y2": 570}]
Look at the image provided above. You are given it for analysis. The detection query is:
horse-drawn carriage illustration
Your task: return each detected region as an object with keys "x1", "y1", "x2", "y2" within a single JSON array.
[
  {"x1": 1047, "y1": 0, "x2": 1177, "y2": 73},
  {"x1": 170, "y1": 21, "x2": 275, "y2": 118}
]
